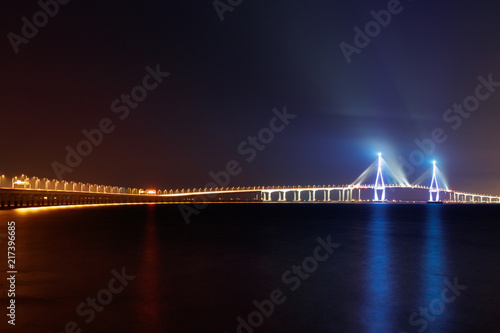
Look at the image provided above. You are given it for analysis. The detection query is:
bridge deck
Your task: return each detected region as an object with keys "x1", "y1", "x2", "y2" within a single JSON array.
[{"x1": 1, "y1": 184, "x2": 499, "y2": 209}]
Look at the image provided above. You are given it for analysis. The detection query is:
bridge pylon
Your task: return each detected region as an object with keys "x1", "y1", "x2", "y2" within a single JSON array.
[
  {"x1": 374, "y1": 153, "x2": 386, "y2": 202},
  {"x1": 429, "y1": 161, "x2": 440, "y2": 202}
]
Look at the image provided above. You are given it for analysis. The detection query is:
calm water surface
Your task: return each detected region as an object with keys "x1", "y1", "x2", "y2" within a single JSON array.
[{"x1": 0, "y1": 203, "x2": 499, "y2": 332}]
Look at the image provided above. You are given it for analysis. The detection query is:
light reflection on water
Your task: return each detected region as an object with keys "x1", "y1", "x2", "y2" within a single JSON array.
[
  {"x1": 416, "y1": 205, "x2": 449, "y2": 332},
  {"x1": 362, "y1": 203, "x2": 394, "y2": 332},
  {"x1": 361, "y1": 204, "x2": 450, "y2": 333},
  {"x1": 134, "y1": 204, "x2": 163, "y2": 331},
  {"x1": 0, "y1": 203, "x2": 499, "y2": 332}
]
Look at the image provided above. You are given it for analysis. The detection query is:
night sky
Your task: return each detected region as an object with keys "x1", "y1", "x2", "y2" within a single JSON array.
[{"x1": 2, "y1": 0, "x2": 500, "y2": 194}]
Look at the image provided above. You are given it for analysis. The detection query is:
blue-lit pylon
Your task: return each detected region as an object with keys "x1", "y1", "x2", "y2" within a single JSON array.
[
  {"x1": 429, "y1": 161, "x2": 440, "y2": 202},
  {"x1": 374, "y1": 153, "x2": 385, "y2": 201}
]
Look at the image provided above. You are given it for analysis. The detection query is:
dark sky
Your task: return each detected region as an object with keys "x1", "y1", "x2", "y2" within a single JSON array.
[{"x1": 2, "y1": 0, "x2": 500, "y2": 194}]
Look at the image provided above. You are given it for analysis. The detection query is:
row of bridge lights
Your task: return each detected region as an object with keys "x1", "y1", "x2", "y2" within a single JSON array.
[
  {"x1": 10, "y1": 175, "x2": 113, "y2": 192},
  {"x1": 0, "y1": 174, "x2": 272, "y2": 195},
  {"x1": 0, "y1": 174, "x2": 129, "y2": 194},
  {"x1": 0, "y1": 174, "x2": 402, "y2": 195},
  {"x1": 0, "y1": 174, "x2": 420, "y2": 192}
]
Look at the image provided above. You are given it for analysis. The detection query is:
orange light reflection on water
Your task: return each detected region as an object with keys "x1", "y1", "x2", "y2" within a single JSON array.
[
  {"x1": 134, "y1": 204, "x2": 163, "y2": 330},
  {"x1": 15, "y1": 203, "x2": 158, "y2": 214}
]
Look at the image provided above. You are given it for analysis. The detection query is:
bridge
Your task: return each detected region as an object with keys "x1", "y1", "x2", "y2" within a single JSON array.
[{"x1": 1, "y1": 154, "x2": 500, "y2": 209}]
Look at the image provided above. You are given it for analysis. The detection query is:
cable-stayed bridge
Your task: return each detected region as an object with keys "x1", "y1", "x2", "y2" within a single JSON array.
[
  {"x1": 1, "y1": 154, "x2": 500, "y2": 209},
  {"x1": 260, "y1": 154, "x2": 498, "y2": 203}
]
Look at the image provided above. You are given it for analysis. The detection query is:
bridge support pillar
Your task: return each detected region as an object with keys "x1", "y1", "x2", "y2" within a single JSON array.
[
  {"x1": 429, "y1": 161, "x2": 440, "y2": 202},
  {"x1": 374, "y1": 153, "x2": 386, "y2": 202}
]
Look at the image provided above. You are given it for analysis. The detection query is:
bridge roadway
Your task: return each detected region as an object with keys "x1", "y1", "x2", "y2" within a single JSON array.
[{"x1": 1, "y1": 184, "x2": 500, "y2": 209}]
